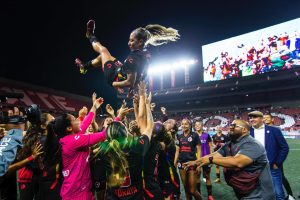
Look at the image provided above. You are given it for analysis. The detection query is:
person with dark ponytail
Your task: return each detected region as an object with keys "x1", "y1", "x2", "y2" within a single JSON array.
[
  {"x1": 158, "y1": 123, "x2": 181, "y2": 200},
  {"x1": 43, "y1": 96, "x2": 106, "y2": 200},
  {"x1": 16, "y1": 113, "x2": 55, "y2": 200},
  {"x1": 75, "y1": 20, "x2": 180, "y2": 97},
  {"x1": 142, "y1": 121, "x2": 166, "y2": 200},
  {"x1": 93, "y1": 81, "x2": 154, "y2": 199}
]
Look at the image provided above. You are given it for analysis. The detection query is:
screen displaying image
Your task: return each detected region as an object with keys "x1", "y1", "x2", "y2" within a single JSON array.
[{"x1": 202, "y1": 18, "x2": 300, "y2": 82}]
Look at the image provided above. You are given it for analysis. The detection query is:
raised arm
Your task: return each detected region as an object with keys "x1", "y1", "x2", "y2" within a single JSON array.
[
  {"x1": 80, "y1": 97, "x2": 104, "y2": 134},
  {"x1": 5, "y1": 143, "x2": 43, "y2": 176},
  {"x1": 137, "y1": 81, "x2": 147, "y2": 132},
  {"x1": 112, "y1": 72, "x2": 137, "y2": 88},
  {"x1": 174, "y1": 145, "x2": 179, "y2": 167},
  {"x1": 142, "y1": 92, "x2": 154, "y2": 141},
  {"x1": 133, "y1": 94, "x2": 139, "y2": 125},
  {"x1": 91, "y1": 92, "x2": 99, "y2": 132},
  {"x1": 106, "y1": 104, "x2": 115, "y2": 119}
]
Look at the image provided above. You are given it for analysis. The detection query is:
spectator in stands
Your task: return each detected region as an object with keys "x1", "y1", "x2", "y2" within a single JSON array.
[
  {"x1": 263, "y1": 113, "x2": 296, "y2": 200},
  {"x1": 183, "y1": 119, "x2": 276, "y2": 200},
  {"x1": 249, "y1": 111, "x2": 289, "y2": 200}
]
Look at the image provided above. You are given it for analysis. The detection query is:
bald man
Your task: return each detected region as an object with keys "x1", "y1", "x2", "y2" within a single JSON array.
[{"x1": 183, "y1": 119, "x2": 275, "y2": 200}]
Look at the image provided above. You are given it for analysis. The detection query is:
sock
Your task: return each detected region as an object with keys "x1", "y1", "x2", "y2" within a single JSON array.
[
  {"x1": 196, "y1": 183, "x2": 201, "y2": 193},
  {"x1": 207, "y1": 185, "x2": 212, "y2": 196},
  {"x1": 88, "y1": 35, "x2": 99, "y2": 44},
  {"x1": 216, "y1": 173, "x2": 220, "y2": 179}
]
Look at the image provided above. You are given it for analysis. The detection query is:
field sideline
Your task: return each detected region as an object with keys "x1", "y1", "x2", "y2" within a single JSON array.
[{"x1": 180, "y1": 139, "x2": 300, "y2": 199}]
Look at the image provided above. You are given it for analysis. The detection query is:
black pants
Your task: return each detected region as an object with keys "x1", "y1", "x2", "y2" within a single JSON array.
[
  {"x1": 0, "y1": 173, "x2": 17, "y2": 200},
  {"x1": 38, "y1": 179, "x2": 62, "y2": 200}
]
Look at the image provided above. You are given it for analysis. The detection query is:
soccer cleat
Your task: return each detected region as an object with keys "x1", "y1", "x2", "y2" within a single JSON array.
[
  {"x1": 75, "y1": 58, "x2": 87, "y2": 74},
  {"x1": 214, "y1": 178, "x2": 221, "y2": 183},
  {"x1": 208, "y1": 195, "x2": 214, "y2": 200},
  {"x1": 86, "y1": 19, "x2": 95, "y2": 38}
]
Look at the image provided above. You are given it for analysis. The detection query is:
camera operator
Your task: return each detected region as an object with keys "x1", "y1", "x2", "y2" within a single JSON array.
[
  {"x1": 0, "y1": 115, "x2": 25, "y2": 177},
  {"x1": 0, "y1": 104, "x2": 45, "y2": 199},
  {"x1": 0, "y1": 111, "x2": 26, "y2": 200}
]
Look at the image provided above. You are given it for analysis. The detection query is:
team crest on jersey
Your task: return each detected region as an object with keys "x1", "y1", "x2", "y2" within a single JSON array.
[
  {"x1": 95, "y1": 181, "x2": 101, "y2": 188},
  {"x1": 74, "y1": 135, "x2": 80, "y2": 140},
  {"x1": 188, "y1": 137, "x2": 193, "y2": 142},
  {"x1": 107, "y1": 63, "x2": 112, "y2": 68},
  {"x1": 139, "y1": 138, "x2": 145, "y2": 145},
  {"x1": 62, "y1": 170, "x2": 70, "y2": 177}
]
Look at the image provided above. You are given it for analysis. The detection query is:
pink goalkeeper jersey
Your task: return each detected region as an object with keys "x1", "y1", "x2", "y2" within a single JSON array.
[{"x1": 59, "y1": 112, "x2": 106, "y2": 200}]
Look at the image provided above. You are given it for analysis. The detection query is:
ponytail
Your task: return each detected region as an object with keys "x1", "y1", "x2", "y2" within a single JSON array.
[
  {"x1": 43, "y1": 114, "x2": 71, "y2": 168},
  {"x1": 100, "y1": 139, "x2": 128, "y2": 187},
  {"x1": 145, "y1": 24, "x2": 180, "y2": 46},
  {"x1": 134, "y1": 24, "x2": 180, "y2": 47}
]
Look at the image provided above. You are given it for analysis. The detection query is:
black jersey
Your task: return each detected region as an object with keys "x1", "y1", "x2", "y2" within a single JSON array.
[
  {"x1": 99, "y1": 135, "x2": 150, "y2": 200},
  {"x1": 158, "y1": 142, "x2": 180, "y2": 199},
  {"x1": 143, "y1": 140, "x2": 164, "y2": 200},
  {"x1": 123, "y1": 49, "x2": 150, "y2": 84},
  {"x1": 212, "y1": 133, "x2": 228, "y2": 151},
  {"x1": 103, "y1": 60, "x2": 125, "y2": 86},
  {"x1": 176, "y1": 132, "x2": 200, "y2": 163}
]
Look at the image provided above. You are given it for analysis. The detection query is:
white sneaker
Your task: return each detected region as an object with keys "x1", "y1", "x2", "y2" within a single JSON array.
[{"x1": 288, "y1": 195, "x2": 296, "y2": 200}]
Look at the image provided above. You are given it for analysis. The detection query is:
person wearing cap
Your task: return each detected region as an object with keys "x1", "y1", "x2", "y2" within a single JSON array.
[
  {"x1": 248, "y1": 110, "x2": 289, "y2": 200},
  {"x1": 183, "y1": 119, "x2": 275, "y2": 200}
]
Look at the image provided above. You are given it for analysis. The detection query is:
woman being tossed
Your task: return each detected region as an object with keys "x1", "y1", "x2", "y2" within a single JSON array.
[{"x1": 75, "y1": 20, "x2": 180, "y2": 97}]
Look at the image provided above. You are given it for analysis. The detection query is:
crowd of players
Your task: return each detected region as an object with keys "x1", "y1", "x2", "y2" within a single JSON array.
[
  {"x1": 0, "y1": 83, "x2": 297, "y2": 200},
  {"x1": 205, "y1": 30, "x2": 300, "y2": 80}
]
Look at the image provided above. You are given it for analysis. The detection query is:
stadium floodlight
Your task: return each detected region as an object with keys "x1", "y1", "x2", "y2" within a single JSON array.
[{"x1": 148, "y1": 59, "x2": 197, "y2": 75}]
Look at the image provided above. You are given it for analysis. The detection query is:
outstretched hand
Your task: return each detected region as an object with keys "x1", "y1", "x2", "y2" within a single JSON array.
[
  {"x1": 161, "y1": 107, "x2": 166, "y2": 114},
  {"x1": 92, "y1": 92, "x2": 97, "y2": 103},
  {"x1": 106, "y1": 104, "x2": 115, "y2": 118},
  {"x1": 133, "y1": 94, "x2": 139, "y2": 105},
  {"x1": 182, "y1": 160, "x2": 198, "y2": 171},
  {"x1": 118, "y1": 106, "x2": 134, "y2": 120},
  {"x1": 150, "y1": 103, "x2": 156, "y2": 111},
  {"x1": 32, "y1": 143, "x2": 44, "y2": 160},
  {"x1": 93, "y1": 97, "x2": 104, "y2": 110},
  {"x1": 79, "y1": 106, "x2": 88, "y2": 117}
]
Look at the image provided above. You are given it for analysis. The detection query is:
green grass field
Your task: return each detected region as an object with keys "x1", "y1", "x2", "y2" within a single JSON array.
[{"x1": 180, "y1": 139, "x2": 300, "y2": 199}]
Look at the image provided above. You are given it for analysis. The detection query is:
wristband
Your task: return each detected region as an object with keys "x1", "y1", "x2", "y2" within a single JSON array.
[{"x1": 28, "y1": 155, "x2": 34, "y2": 161}]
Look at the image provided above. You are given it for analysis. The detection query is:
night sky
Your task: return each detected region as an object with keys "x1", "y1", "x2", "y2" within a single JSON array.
[{"x1": 1, "y1": 0, "x2": 300, "y2": 107}]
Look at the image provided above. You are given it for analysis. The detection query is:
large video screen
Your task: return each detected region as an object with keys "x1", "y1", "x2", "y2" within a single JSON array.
[{"x1": 202, "y1": 18, "x2": 300, "y2": 82}]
